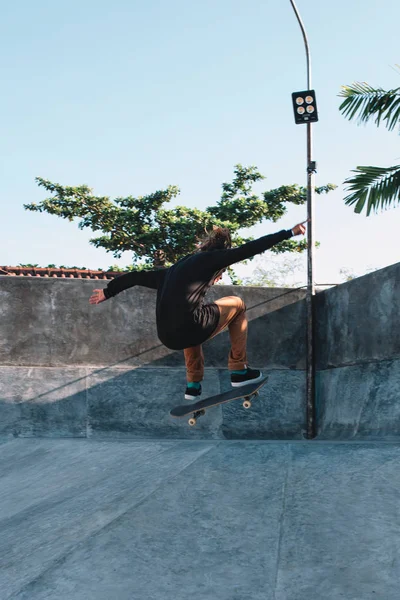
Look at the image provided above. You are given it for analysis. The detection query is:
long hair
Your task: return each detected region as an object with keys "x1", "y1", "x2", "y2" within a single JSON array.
[{"x1": 197, "y1": 226, "x2": 232, "y2": 252}]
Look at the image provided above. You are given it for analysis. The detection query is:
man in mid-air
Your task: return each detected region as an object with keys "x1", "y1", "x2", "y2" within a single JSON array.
[{"x1": 89, "y1": 222, "x2": 307, "y2": 400}]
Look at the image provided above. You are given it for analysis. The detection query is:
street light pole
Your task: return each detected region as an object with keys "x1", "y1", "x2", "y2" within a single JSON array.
[{"x1": 289, "y1": 0, "x2": 316, "y2": 439}]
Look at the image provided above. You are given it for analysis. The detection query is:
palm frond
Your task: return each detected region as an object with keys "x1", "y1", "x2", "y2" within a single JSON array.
[
  {"x1": 343, "y1": 165, "x2": 400, "y2": 215},
  {"x1": 339, "y1": 83, "x2": 400, "y2": 132}
]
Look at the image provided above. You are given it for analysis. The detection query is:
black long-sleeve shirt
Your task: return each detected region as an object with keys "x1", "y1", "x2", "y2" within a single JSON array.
[{"x1": 104, "y1": 229, "x2": 293, "y2": 350}]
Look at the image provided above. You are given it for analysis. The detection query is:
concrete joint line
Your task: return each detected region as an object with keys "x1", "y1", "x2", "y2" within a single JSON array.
[
  {"x1": 321, "y1": 356, "x2": 400, "y2": 371},
  {"x1": 273, "y1": 444, "x2": 291, "y2": 600}
]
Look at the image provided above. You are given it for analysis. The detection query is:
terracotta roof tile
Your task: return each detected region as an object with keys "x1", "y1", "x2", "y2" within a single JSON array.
[{"x1": 0, "y1": 267, "x2": 121, "y2": 280}]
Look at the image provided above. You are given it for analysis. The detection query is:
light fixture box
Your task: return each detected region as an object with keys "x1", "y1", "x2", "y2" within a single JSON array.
[{"x1": 292, "y1": 90, "x2": 318, "y2": 124}]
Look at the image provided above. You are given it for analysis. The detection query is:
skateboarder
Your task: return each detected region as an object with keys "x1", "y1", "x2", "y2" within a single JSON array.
[{"x1": 89, "y1": 222, "x2": 307, "y2": 400}]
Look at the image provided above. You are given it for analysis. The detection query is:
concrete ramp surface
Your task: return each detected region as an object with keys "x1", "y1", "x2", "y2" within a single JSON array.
[
  {"x1": 1, "y1": 438, "x2": 400, "y2": 600},
  {"x1": 1, "y1": 265, "x2": 400, "y2": 598}
]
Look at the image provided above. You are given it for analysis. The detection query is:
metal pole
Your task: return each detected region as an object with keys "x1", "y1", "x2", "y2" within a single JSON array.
[{"x1": 289, "y1": 0, "x2": 316, "y2": 439}]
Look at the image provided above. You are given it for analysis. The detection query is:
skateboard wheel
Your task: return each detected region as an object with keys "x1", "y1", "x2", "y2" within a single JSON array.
[
  {"x1": 188, "y1": 418, "x2": 197, "y2": 426},
  {"x1": 243, "y1": 400, "x2": 252, "y2": 409}
]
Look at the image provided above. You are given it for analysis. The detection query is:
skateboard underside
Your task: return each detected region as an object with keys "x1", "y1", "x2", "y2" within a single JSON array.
[{"x1": 170, "y1": 377, "x2": 268, "y2": 427}]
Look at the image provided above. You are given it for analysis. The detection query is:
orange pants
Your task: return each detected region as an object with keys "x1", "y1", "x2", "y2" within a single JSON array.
[{"x1": 184, "y1": 296, "x2": 248, "y2": 382}]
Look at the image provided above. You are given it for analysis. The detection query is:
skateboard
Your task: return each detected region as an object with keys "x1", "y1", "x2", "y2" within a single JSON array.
[{"x1": 170, "y1": 376, "x2": 268, "y2": 426}]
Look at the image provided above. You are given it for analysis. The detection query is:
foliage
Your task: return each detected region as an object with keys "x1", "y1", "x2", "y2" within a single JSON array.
[
  {"x1": 340, "y1": 266, "x2": 379, "y2": 281},
  {"x1": 18, "y1": 263, "x2": 39, "y2": 268},
  {"x1": 24, "y1": 164, "x2": 335, "y2": 280},
  {"x1": 340, "y1": 165, "x2": 400, "y2": 216},
  {"x1": 241, "y1": 254, "x2": 305, "y2": 288},
  {"x1": 226, "y1": 266, "x2": 243, "y2": 286},
  {"x1": 339, "y1": 68, "x2": 400, "y2": 215},
  {"x1": 339, "y1": 81, "x2": 400, "y2": 132}
]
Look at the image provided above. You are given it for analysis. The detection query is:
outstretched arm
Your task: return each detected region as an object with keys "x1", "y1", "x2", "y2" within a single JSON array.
[
  {"x1": 202, "y1": 222, "x2": 308, "y2": 273},
  {"x1": 89, "y1": 268, "x2": 166, "y2": 304}
]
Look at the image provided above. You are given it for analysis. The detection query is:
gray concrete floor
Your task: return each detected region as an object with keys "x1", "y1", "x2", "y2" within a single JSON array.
[{"x1": 1, "y1": 438, "x2": 400, "y2": 600}]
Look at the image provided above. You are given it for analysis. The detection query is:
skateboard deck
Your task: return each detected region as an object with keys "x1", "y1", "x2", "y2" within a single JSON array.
[{"x1": 170, "y1": 376, "x2": 268, "y2": 426}]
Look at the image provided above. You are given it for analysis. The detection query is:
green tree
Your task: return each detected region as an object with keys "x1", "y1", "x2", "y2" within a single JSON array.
[
  {"x1": 241, "y1": 254, "x2": 305, "y2": 288},
  {"x1": 18, "y1": 263, "x2": 39, "y2": 268},
  {"x1": 339, "y1": 68, "x2": 400, "y2": 215},
  {"x1": 24, "y1": 165, "x2": 335, "y2": 280},
  {"x1": 340, "y1": 266, "x2": 379, "y2": 282}
]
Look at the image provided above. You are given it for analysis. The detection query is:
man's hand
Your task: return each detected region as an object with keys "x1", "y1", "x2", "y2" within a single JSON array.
[
  {"x1": 89, "y1": 289, "x2": 107, "y2": 305},
  {"x1": 292, "y1": 220, "x2": 308, "y2": 236}
]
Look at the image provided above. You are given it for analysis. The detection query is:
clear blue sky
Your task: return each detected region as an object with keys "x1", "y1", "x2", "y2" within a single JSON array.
[{"x1": 1, "y1": 0, "x2": 399, "y2": 284}]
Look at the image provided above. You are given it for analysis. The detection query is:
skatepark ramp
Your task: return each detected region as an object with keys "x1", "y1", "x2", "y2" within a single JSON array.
[
  {"x1": 0, "y1": 262, "x2": 399, "y2": 440},
  {"x1": 1, "y1": 263, "x2": 400, "y2": 600}
]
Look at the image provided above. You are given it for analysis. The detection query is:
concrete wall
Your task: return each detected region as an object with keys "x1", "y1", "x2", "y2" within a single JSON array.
[
  {"x1": 315, "y1": 262, "x2": 400, "y2": 440},
  {"x1": 1, "y1": 261, "x2": 399, "y2": 440},
  {"x1": 0, "y1": 278, "x2": 306, "y2": 439}
]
